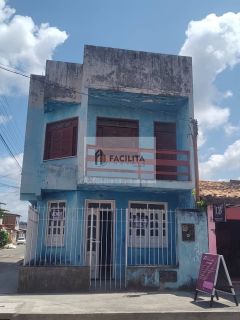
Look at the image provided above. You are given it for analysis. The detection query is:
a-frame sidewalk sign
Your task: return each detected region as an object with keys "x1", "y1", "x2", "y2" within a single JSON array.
[{"x1": 194, "y1": 253, "x2": 238, "y2": 307}]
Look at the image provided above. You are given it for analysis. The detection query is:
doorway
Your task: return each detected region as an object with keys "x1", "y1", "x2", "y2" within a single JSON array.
[
  {"x1": 85, "y1": 200, "x2": 114, "y2": 280},
  {"x1": 216, "y1": 221, "x2": 240, "y2": 279}
]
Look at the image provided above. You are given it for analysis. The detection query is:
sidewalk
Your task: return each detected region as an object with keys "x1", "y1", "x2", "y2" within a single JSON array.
[{"x1": 0, "y1": 291, "x2": 239, "y2": 320}]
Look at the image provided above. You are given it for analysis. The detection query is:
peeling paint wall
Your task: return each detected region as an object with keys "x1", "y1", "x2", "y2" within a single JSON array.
[
  {"x1": 84, "y1": 45, "x2": 193, "y2": 96},
  {"x1": 21, "y1": 45, "x2": 195, "y2": 201},
  {"x1": 44, "y1": 60, "x2": 82, "y2": 105},
  {"x1": 173, "y1": 210, "x2": 208, "y2": 288}
]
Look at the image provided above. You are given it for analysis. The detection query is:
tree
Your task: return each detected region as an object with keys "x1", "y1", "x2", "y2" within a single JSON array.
[
  {"x1": 0, "y1": 229, "x2": 9, "y2": 248},
  {"x1": 0, "y1": 202, "x2": 9, "y2": 219}
]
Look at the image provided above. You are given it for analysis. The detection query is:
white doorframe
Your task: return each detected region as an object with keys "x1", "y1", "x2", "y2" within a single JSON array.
[{"x1": 85, "y1": 200, "x2": 115, "y2": 280}]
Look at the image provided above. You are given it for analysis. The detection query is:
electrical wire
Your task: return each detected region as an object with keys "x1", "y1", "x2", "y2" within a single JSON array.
[
  {"x1": 0, "y1": 132, "x2": 22, "y2": 169},
  {"x1": 1, "y1": 94, "x2": 25, "y2": 142},
  {"x1": 0, "y1": 182, "x2": 19, "y2": 189},
  {"x1": 0, "y1": 97, "x2": 24, "y2": 153}
]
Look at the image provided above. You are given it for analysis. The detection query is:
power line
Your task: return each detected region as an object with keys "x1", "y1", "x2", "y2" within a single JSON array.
[
  {"x1": 1, "y1": 94, "x2": 25, "y2": 142},
  {"x1": 0, "y1": 173, "x2": 19, "y2": 178},
  {"x1": 0, "y1": 133, "x2": 22, "y2": 169},
  {"x1": 0, "y1": 99, "x2": 23, "y2": 155},
  {"x1": 0, "y1": 64, "x2": 29, "y2": 79},
  {"x1": 0, "y1": 182, "x2": 19, "y2": 189}
]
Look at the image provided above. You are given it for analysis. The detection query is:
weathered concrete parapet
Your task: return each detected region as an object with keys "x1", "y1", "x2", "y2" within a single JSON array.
[
  {"x1": 84, "y1": 45, "x2": 193, "y2": 96},
  {"x1": 44, "y1": 60, "x2": 83, "y2": 106},
  {"x1": 18, "y1": 266, "x2": 90, "y2": 293}
]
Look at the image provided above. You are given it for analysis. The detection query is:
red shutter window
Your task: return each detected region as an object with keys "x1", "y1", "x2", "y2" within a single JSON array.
[
  {"x1": 154, "y1": 122, "x2": 177, "y2": 181},
  {"x1": 96, "y1": 117, "x2": 139, "y2": 149},
  {"x1": 44, "y1": 118, "x2": 78, "y2": 160}
]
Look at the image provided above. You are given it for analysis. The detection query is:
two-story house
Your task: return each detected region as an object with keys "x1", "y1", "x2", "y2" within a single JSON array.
[
  {"x1": 20, "y1": 45, "x2": 208, "y2": 293},
  {"x1": 1, "y1": 212, "x2": 20, "y2": 244}
]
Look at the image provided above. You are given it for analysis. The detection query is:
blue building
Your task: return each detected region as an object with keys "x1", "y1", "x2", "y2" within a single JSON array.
[{"x1": 20, "y1": 45, "x2": 208, "y2": 292}]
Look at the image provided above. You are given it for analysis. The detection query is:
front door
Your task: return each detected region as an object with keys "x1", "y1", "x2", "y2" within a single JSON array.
[{"x1": 86, "y1": 201, "x2": 114, "y2": 280}]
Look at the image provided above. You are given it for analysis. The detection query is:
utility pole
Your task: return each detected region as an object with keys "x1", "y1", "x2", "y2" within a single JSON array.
[{"x1": 191, "y1": 119, "x2": 200, "y2": 202}]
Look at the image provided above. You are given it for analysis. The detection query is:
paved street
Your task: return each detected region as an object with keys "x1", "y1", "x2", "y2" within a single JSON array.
[
  {"x1": 0, "y1": 246, "x2": 240, "y2": 319},
  {"x1": 0, "y1": 245, "x2": 25, "y2": 294},
  {"x1": 0, "y1": 291, "x2": 239, "y2": 320}
]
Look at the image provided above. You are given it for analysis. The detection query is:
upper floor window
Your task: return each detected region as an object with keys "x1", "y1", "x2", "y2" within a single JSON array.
[
  {"x1": 44, "y1": 118, "x2": 78, "y2": 160},
  {"x1": 96, "y1": 117, "x2": 139, "y2": 149}
]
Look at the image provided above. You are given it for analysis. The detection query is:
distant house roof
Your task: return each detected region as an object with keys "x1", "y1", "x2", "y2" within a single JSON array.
[
  {"x1": 200, "y1": 180, "x2": 240, "y2": 204},
  {"x1": 4, "y1": 212, "x2": 21, "y2": 217}
]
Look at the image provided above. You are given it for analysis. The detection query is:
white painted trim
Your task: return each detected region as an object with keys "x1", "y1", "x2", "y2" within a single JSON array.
[
  {"x1": 84, "y1": 199, "x2": 116, "y2": 280},
  {"x1": 45, "y1": 200, "x2": 67, "y2": 247},
  {"x1": 128, "y1": 200, "x2": 168, "y2": 248}
]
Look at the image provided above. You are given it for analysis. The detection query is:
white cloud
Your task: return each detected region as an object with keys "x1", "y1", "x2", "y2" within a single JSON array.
[
  {"x1": 223, "y1": 90, "x2": 233, "y2": 98},
  {"x1": 0, "y1": 0, "x2": 15, "y2": 22},
  {"x1": 224, "y1": 123, "x2": 240, "y2": 136},
  {"x1": 0, "y1": 1, "x2": 69, "y2": 219},
  {"x1": 0, "y1": 114, "x2": 11, "y2": 124},
  {"x1": 197, "y1": 128, "x2": 206, "y2": 148},
  {"x1": 180, "y1": 12, "x2": 240, "y2": 145},
  {"x1": 199, "y1": 139, "x2": 240, "y2": 180},
  {"x1": 0, "y1": 0, "x2": 68, "y2": 95},
  {"x1": 0, "y1": 153, "x2": 29, "y2": 220}
]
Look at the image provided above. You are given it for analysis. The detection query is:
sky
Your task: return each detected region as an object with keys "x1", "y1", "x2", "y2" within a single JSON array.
[{"x1": 0, "y1": 0, "x2": 240, "y2": 220}]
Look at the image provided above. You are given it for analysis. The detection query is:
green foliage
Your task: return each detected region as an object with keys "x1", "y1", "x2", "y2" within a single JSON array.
[
  {"x1": 0, "y1": 207, "x2": 9, "y2": 218},
  {"x1": 0, "y1": 229, "x2": 9, "y2": 248},
  {"x1": 196, "y1": 199, "x2": 207, "y2": 210}
]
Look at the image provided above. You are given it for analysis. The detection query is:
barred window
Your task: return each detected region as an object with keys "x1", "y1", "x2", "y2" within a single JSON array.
[
  {"x1": 128, "y1": 202, "x2": 167, "y2": 248},
  {"x1": 46, "y1": 201, "x2": 66, "y2": 247}
]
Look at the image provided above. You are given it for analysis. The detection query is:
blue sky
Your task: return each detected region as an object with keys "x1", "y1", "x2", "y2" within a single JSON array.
[{"x1": 0, "y1": 0, "x2": 240, "y2": 218}]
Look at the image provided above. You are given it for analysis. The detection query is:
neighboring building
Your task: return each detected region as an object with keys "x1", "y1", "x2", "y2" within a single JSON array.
[
  {"x1": 1, "y1": 213, "x2": 20, "y2": 244},
  {"x1": 18, "y1": 221, "x2": 27, "y2": 239},
  {"x1": 19, "y1": 45, "x2": 208, "y2": 292},
  {"x1": 200, "y1": 180, "x2": 240, "y2": 280}
]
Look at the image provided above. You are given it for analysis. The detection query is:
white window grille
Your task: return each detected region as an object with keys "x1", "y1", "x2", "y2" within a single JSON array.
[
  {"x1": 46, "y1": 201, "x2": 66, "y2": 247},
  {"x1": 128, "y1": 202, "x2": 168, "y2": 248}
]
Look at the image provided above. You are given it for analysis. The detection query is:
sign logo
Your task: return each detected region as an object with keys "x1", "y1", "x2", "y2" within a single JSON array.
[
  {"x1": 95, "y1": 149, "x2": 106, "y2": 166},
  {"x1": 94, "y1": 149, "x2": 145, "y2": 166}
]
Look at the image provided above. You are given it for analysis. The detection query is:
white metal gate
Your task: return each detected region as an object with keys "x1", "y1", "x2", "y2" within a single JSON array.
[
  {"x1": 24, "y1": 204, "x2": 177, "y2": 291},
  {"x1": 85, "y1": 200, "x2": 116, "y2": 289}
]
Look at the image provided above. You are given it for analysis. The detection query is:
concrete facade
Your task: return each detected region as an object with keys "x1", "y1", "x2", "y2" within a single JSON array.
[{"x1": 20, "y1": 45, "x2": 208, "y2": 291}]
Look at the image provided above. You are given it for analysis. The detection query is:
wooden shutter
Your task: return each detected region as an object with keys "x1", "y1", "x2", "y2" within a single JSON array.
[
  {"x1": 44, "y1": 118, "x2": 78, "y2": 160},
  {"x1": 154, "y1": 122, "x2": 177, "y2": 180},
  {"x1": 96, "y1": 117, "x2": 139, "y2": 149}
]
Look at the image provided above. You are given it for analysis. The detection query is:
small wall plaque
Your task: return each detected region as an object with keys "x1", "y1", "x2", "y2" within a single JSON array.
[{"x1": 182, "y1": 223, "x2": 195, "y2": 241}]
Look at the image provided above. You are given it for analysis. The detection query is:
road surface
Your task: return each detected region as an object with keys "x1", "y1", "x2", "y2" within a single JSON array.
[{"x1": 0, "y1": 244, "x2": 25, "y2": 294}]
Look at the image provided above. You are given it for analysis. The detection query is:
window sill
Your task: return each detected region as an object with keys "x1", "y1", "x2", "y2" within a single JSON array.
[{"x1": 43, "y1": 155, "x2": 77, "y2": 162}]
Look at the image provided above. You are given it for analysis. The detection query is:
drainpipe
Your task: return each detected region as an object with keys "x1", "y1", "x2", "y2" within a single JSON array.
[{"x1": 191, "y1": 119, "x2": 200, "y2": 202}]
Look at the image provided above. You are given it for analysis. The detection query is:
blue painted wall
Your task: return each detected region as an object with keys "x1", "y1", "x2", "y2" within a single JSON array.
[{"x1": 32, "y1": 188, "x2": 193, "y2": 281}]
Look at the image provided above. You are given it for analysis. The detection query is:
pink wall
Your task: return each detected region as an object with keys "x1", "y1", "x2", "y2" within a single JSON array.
[
  {"x1": 207, "y1": 205, "x2": 217, "y2": 254},
  {"x1": 226, "y1": 207, "x2": 240, "y2": 220},
  {"x1": 207, "y1": 205, "x2": 240, "y2": 253}
]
